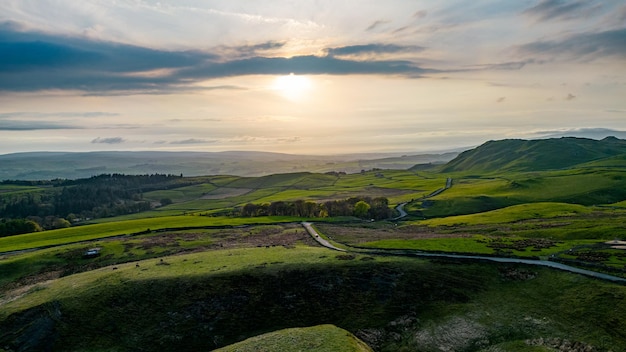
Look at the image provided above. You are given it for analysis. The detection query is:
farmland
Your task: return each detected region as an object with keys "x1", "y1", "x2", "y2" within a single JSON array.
[{"x1": 2, "y1": 137, "x2": 626, "y2": 351}]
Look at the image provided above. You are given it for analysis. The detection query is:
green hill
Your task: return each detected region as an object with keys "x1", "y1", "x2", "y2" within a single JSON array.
[
  {"x1": 2, "y1": 247, "x2": 626, "y2": 351},
  {"x1": 441, "y1": 136, "x2": 626, "y2": 173},
  {"x1": 214, "y1": 324, "x2": 373, "y2": 352}
]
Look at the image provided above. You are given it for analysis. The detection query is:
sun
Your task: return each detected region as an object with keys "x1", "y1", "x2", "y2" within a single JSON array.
[{"x1": 272, "y1": 73, "x2": 312, "y2": 101}]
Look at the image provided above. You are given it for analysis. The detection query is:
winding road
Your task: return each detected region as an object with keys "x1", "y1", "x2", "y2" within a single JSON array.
[
  {"x1": 302, "y1": 222, "x2": 346, "y2": 252},
  {"x1": 392, "y1": 202, "x2": 408, "y2": 220},
  {"x1": 301, "y1": 223, "x2": 626, "y2": 284}
]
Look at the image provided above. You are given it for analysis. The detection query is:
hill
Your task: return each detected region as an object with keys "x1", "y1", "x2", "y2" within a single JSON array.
[
  {"x1": 214, "y1": 325, "x2": 373, "y2": 352},
  {"x1": 2, "y1": 246, "x2": 625, "y2": 351},
  {"x1": 0, "y1": 151, "x2": 458, "y2": 180},
  {"x1": 441, "y1": 136, "x2": 626, "y2": 173}
]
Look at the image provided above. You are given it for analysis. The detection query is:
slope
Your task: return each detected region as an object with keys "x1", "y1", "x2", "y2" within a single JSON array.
[
  {"x1": 214, "y1": 324, "x2": 373, "y2": 352},
  {"x1": 441, "y1": 136, "x2": 626, "y2": 173}
]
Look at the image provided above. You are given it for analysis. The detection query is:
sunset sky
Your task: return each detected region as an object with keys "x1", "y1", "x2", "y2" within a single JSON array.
[{"x1": 1, "y1": 0, "x2": 625, "y2": 155}]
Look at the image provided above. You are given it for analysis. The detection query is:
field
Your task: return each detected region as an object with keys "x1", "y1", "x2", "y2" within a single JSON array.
[{"x1": 3, "y1": 143, "x2": 626, "y2": 351}]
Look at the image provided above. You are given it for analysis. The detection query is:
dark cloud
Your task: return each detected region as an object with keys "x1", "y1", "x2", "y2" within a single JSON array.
[
  {"x1": 91, "y1": 137, "x2": 125, "y2": 144},
  {"x1": 565, "y1": 93, "x2": 576, "y2": 101},
  {"x1": 523, "y1": 0, "x2": 601, "y2": 22},
  {"x1": 496, "y1": 97, "x2": 506, "y2": 103},
  {"x1": 0, "y1": 27, "x2": 214, "y2": 73},
  {"x1": 515, "y1": 28, "x2": 626, "y2": 62},
  {"x1": 471, "y1": 61, "x2": 530, "y2": 70},
  {"x1": 326, "y1": 44, "x2": 425, "y2": 57},
  {"x1": 0, "y1": 112, "x2": 119, "y2": 119},
  {"x1": 178, "y1": 55, "x2": 433, "y2": 79},
  {"x1": 225, "y1": 41, "x2": 286, "y2": 57},
  {"x1": 0, "y1": 119, "x2": 80, "y2": 131},
  {"x1": 0, "y1": 23, "x2": 436, "y2": 93}
]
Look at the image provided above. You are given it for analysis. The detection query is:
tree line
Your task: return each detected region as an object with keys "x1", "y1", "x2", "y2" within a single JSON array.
[
  {"x1": 0, "y1": 173, "x2": 184, "y2": 236},
  {"x1": 235, "y1": 196, "x2": 392, "y2": 220}
]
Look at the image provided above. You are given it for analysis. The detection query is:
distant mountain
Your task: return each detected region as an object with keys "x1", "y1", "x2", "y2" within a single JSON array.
[
  {"x1": 0, "y1": 150, "x2": 458, "y2": 180},
  {"x1": 534, "y1": 128, "x2": 626, "y2": 140},
  {"x1": 441, "y1": 136, "x2": 626, "y2": 173}
]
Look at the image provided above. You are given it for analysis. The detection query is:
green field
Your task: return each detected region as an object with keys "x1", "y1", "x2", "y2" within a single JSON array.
[
  {"x1": 3, "y1": 138, "x2": 626, "y2": 351},
  {"x1": 0, "y1": 215, "x2": 300, "y2": 253}
]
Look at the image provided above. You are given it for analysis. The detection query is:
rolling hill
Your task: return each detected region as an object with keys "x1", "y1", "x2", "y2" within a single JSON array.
[
  {"x1": 0, "y1": 151, "x2": 458, "y2": 180},
  {"x1": 441, "y1": 136, "x2": 626, "y2": 173}
]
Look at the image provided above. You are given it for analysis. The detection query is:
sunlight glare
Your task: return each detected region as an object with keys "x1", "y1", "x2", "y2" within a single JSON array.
[{"x1": 272, "y1": 73, "x2": 312, "y2": 101}]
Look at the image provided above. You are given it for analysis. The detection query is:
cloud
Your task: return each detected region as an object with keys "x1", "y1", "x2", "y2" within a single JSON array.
[
  {"x1": 170, "y1": 138, "x2": 216, "y2": 145},
  {"x1": 413, "y1": 10, "x2": 428, "y2": 19},
  {"x1": 522, "y1": 0, "x2": 601, "y2": 22},
  {"x1": 0, "y1": 111, "x2": 119, "y2": 119},
  {"x1": 366, "y1": 20, "x2": 390, "y2": 31},
  {"x1": 0, "y1": 119, "x2": 81, "y2": 130},
  {"x1": 277, "y1": 136, "x2": 302, "y2": 143},
  {"x1": 531, "y1": 128, "x2": 626, "y2": 140},
  {"x1": 219, "y1": 41, "x2": 286, "y2": 58},
  {"x1": 565, "y1": 93, "x2": 576, "y2": 101},
  {"x1": 496, "y1": 97, "x2": 506, "y2": 103},
  {"x1": 470, "y1": 61, "x2": 530, "y2": 70},
  {"x1": 0, "y1": 23, "x2": 437, "y2": 93},
  {"x1": 0, "y1": 24, "x2": 215, "y2": 73},
  {"x1": 514, "y1": 28, "x2": 626, "y2": 62},
  {"x1": 178, "y1": 55, "x2": 434, "y2": 79},
  {"x1": 91, "y1": 137, "x2": 125, "y2": 144},
  {"x1": 326, "y1": 44, "x2": 425, "y2": 57}
]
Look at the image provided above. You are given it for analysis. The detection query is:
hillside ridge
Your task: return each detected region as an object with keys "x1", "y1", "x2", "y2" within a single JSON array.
[{"x1": 440, "y1": 136, "x2": 626, "y2": 172}]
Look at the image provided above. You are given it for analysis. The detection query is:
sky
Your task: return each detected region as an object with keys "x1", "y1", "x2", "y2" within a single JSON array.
[{"x1": 1, "y1": 0, "x2": 625, "y2": 155}]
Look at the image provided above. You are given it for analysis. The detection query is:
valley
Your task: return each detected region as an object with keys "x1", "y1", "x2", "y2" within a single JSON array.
[{"x1": 2, "y1": 137, "x2": 626, "y2": 351}]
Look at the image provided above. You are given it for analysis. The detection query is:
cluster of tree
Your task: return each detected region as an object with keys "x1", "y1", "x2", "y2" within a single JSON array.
[
  {"x1": 0, "y1": 218, "x2": 42, "y2": 238},
  {"x1": 0, "y1": 174, "x2": 185, "y2": 237},
  {"x1": 237, "y1": 196, "x2": 392, "y2": 220}
]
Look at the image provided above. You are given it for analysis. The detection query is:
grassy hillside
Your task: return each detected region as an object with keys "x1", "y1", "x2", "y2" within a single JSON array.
[
  {"x1": 214, "y1": 324, "x2": 373, "y2": 352},
  {"x1": 441, "y1": 137, "x2": 626, "y2": 173},
  {"x1": 0, "y1": 215, "x2": 300, "y2": 253},
  {"x1": 418, "y1": 168, "x2": 626, "y2": 218},
  {"x1": 1, "y1": 246, "x2": 625, "y2": 351}
]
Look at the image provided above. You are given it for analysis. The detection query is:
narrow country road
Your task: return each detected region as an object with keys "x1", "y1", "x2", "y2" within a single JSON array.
[
  {"x1": 391, "y1": 177, "x2": 451, "y2": 221},
  {"x1": 392, "y1": 202, "x2": 408, "y2": 220},
  {"x1": 301, "y1": 222, "x2": 346, "y2": 252},
  {"x1": 301, "y1": 223, "x2": 626, "y2": 284}
]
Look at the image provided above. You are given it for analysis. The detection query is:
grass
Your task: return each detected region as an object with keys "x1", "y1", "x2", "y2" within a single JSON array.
[
  {"x1": 3, "y1": 246, "x2": 626, "y2": 351},
  {"x1": 357, "y1": 236, "x2": 597, "y2": 258},
  {"x1": 0, "y1": 215, "x2": 301, "y2": 253},
  {"x1": 361, "y1": 236, "x2": 495, "y2": 254},
  {"x1": 4, "y1": 142, "x2": 626, "y2": 350},
  {"x1": 214, "y1": 324, "x2": 373, "y2": 352},
  {"x1": 143, "y1": 183, "x2": 218, "y2": 203},
  {"x1": 420, "y1": 202, "x2": 591, "y2": 226},
  {"x1": 0, "y1": 245, "x2": 344, "y2": 318},
  {"x1": 420, "y1": 169, "x2": 626, "y2": 218}
]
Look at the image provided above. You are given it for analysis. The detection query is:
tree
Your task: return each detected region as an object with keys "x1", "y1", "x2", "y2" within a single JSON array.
[
  {"x1": 52, "y1": 217, "x2": 71, "y2": 229},
  {"x1": 369, "y1": 197, "x2": 392, "y2": 220},
  {"x1": 0, "y1": 219, "x2": 42, "y2": 237},
  {"x1": 353, "y1": 200, "x2": 371, "y2": 219},
  {"x1": 242, "y1": 203, "x2": 258, "y2": 217}
]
